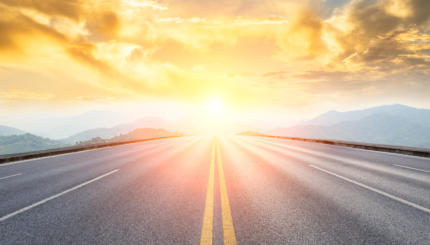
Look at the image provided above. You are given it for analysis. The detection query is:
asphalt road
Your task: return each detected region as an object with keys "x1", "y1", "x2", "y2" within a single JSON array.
[{"x1": 1, "y1": 136, "x2": 429, "y2": 244}]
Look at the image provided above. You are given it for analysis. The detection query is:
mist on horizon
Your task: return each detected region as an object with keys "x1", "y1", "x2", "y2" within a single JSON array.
[{"x1": 1, "y1": 0, "x2": 430, "y2": 150}]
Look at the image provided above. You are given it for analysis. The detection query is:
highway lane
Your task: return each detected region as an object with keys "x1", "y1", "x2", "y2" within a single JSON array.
[
  {"x1": 1, "y1": 136, "x2": 429, "y2": 244},
  {"x1": 225, "y1": 137, "x2": 430, "y2": 244}
]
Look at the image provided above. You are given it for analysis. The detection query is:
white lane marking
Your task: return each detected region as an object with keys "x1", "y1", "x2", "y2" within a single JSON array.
[
  {"x1": 392, "y1": 164, "x2": 430, "y2": 173},
  {"x1": 309, "y1": 164, "x2": 430, "y2": 215},
  {"x1": 258, "y1": 137, "x2": 430, "y2": 160},
  {"x1": 0, "y1": 169, "x2": 119, "y2": 222},
  {"x1": 0, "y1": 173, "x2": 22, "y2": 180},
  {"x1": 257, "y1": 139, "x2": 430, "y2": 182}
]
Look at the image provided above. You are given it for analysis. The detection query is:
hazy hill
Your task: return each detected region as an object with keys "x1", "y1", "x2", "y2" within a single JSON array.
[
  {"x1": 62, "y1": 127, "x2": 127, "y2": 144},
  {"x1": 0, "y1": 126, "x2": 180, "y2": 155},
  {"x1": 0, "y1": 134, "x2": 65, "y2": 155},
  {"x1": 0, "y1": 125, "x2": 26, "y2": 136},
  {"x1": 307, "y1": 104, "x2": 430, "y2": 127},
  {"x1": 272, "y1": 105, "x2": 430, "y2": 148},
  {"x1": 76, "y1": 128, "x2": 182, "y2": 145},
  {"x1": 62, "y1": 117, "x2": 169, "y2": 144},
  {"x1": 111, "y1": 128, "x2": 181, "y2": 141},
  {"x1": 25, "y1": 110, "x2": 138, "y2": 139}
]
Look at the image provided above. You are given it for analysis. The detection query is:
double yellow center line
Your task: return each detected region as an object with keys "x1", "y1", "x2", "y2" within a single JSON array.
[{"x1": 200, "y1": 139, "x2": 237, "y2": 245}]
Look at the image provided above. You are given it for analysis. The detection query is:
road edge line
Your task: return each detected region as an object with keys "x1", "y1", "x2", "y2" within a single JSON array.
[
  {"x1": 309, "y1": 164, "x2": 430, "y2": 215},
  {"x1": 392, "y1": 164, "x2": 430, "y2": 173}
]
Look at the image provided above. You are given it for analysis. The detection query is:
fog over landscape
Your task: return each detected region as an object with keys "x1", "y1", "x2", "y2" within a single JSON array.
[
  {"x1": 2, "y1": 0, "x2": 430, "y2": 136},
  {"x1": 2, "y1": 104, "x2": 430, "y2": 155}
]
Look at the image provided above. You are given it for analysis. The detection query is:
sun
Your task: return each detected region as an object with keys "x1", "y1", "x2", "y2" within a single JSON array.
[
  {"x1": 187, "y1": 97, "x2": 238, "y2": 136},
  {"x1": 209, "y1": 98, "x2": 223, "y2": 112}
]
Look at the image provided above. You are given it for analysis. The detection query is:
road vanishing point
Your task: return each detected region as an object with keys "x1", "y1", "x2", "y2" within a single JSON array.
[{"x1": 1, "y1": 136, "x2": 429, "y2": 244}]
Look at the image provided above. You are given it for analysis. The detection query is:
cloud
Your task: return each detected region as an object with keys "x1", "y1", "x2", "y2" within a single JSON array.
[
  {"x1": 262, "y1": 71, "x2": 288, "y2": 77},
  {"x1": 0, "y1": 0, "x2": 84, "y2": 20},
  {"x1": 66, "y1": 42, "x2": 112, "y2": 73},
  {"x1": 294, "y1": 70, "x2": 349, "y2": 80},
  {"x1": 279, "y1": 8, "x2": 326, "y2": 59},
  {"x1": 0, "y1": 5, "x2": 66, "y2": 54},
  {"x1": 86, "y1": 10, "x2": 121, "y2": 40},
  {"x1": 327, "y1": 0, "x2": 430, "y2": 72},
  {"x1": 125, "y1": 0, "x2": 168, "y2": 11},
  {"x1": 0, "y1": 0, "x2": 430, "y2": 111},
  {"x1": 0, "y1": 90, "x2": 55, "y2": 101}
]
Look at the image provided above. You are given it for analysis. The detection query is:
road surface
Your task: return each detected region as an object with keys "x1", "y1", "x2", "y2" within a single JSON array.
[{"x1": 1, "y1": 136, "x2": 429, "y2": 244}]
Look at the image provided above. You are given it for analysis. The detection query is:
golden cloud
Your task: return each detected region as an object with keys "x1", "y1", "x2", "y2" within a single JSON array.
[{"x1": 0, "y1": 0, "x2": 429, "y2": 109}]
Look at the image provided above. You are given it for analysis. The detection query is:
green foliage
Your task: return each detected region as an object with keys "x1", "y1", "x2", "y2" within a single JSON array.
[{"x1": 0, "y1": 134, "x2": 65, "y2": 155}]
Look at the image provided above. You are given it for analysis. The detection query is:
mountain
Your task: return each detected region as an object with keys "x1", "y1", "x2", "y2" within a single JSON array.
[
  {"x1": 111, "y1": 128, "x2": 181, "y2": 141},
  {"x1": 0, "y1": 126, "x2": 180, "y2": 155},
  {"x1": 76, "y1": 128, "x2": 182, "y2": 146},
  {"x1": 272, "y1": 105, "x2": 430, "y2": 148},
  {"x1": 307, "y1": 104, "x2": 430, "y2": 127},
  {"x1": 0, "y1": 125, "x2": 26, "y2": 136},
  {"x1": 26, "y1": 110, "x2": 136, "y2": 139},
  {"x1": 0, "y1": 133, "x2": 66, "y2": 155},
  {"x1": 62, "y1": 127, "x2": 126, "y2": 144},
  {"x1": 62, "y1": 117, "x2": 169, "y2": 144}
]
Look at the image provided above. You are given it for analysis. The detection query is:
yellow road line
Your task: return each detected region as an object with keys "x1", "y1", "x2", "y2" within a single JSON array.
[
  {"x1": 216, "y1": 140, "x2": 237, "y2": 245},
  {"x1": 200, "y1": 143, "x2": 216, "y2": 245}
]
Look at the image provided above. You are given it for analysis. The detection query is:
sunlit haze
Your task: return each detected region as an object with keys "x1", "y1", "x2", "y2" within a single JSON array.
[
  {"x1": 1, "y1": 1, "x2": 430, "y2": 242},
  {"x1": 1, "y1": 0, "x2": 430, "y2": 136}
]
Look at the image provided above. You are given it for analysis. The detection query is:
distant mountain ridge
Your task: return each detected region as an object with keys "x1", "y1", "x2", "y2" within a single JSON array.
[
  {"x1": 0, "y1": 125, "x2": 26, "y2": 136},
  {"x1": 0, "y1": 113, "x2": 180, "y2": 156},
  {"x1": 0, "y1": 133, "x2": 65, "y2": 155},
  {"x1": 271, "y1": 104, "x2": 430, "y2": 148},
  {"x1": 61, "y1": 117, "x2": 169, "y2": 144},
  {"x1": 76, "y1": 128, "x2": 182, "y2": 146},
  {"x1": 112, "y1": 128, "x2": 181, "y2": 141},
  {"x1": 306, "y1": 104, "x2": 430, "y2": 127},
  {"x1": 0, "y1": 127, "x2": 182, "y2": 155},
  {"x1": 22, "y1": 110, "x2": 144, "y2": 139}
]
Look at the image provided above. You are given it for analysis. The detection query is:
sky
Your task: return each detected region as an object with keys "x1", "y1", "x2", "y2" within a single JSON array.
[{"x1": 1, "y1": 0, "x2": 430, "y2": 135}]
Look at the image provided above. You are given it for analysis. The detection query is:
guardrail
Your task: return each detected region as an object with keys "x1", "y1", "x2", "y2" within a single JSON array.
[
  {"x1": 253, "y1": 135, "x2": 430, "y2": 158},
  {"x1": 0, "y1": 136, "x2": 182, "y2": 164}
]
